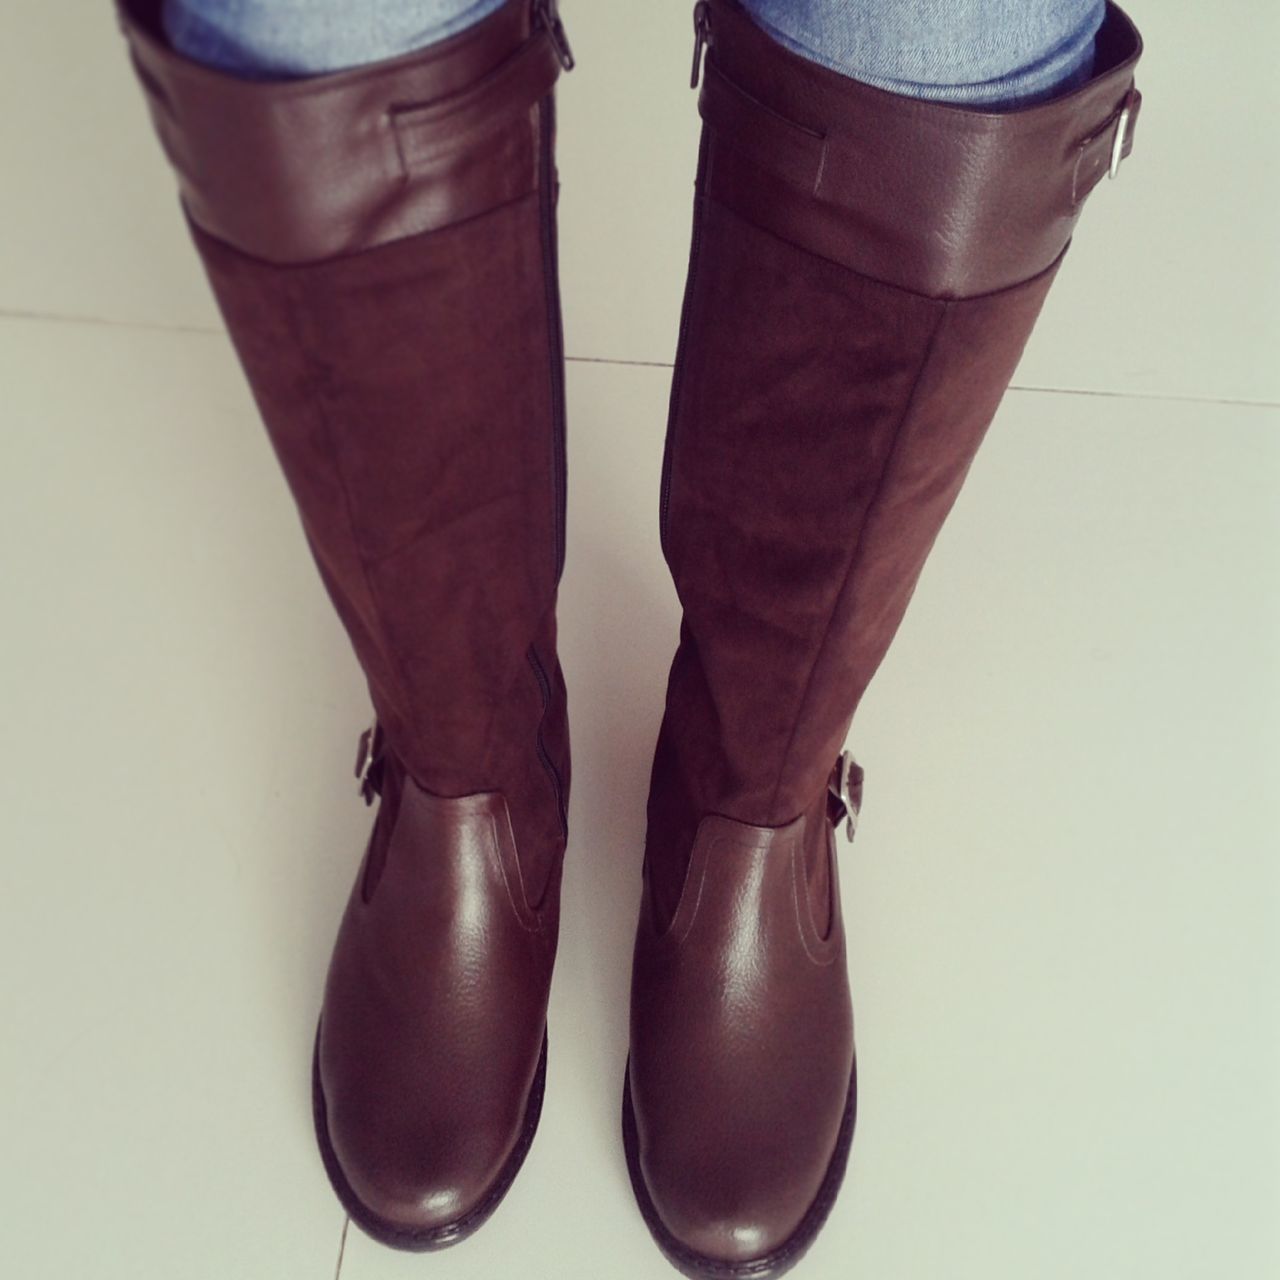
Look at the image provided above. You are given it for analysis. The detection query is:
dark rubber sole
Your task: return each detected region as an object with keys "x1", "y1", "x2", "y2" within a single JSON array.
[
  {"x1": 312, "y1": 1023, "x2": 548, "y2": 1252},
  {"x1": 621, "y1": 1057, "x2": 857, "y2": 1280}
]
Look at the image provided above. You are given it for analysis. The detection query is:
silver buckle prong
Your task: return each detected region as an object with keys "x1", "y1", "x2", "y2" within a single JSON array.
[
  {"x1": 355, "y1": 718, "x2": 378, "y2": 797},
  {"x1": 833, "y1": 750, "x2": 863, "y2": 842},
  {"x1": 1108, "y1": 103, "x2": 1132, "y2": 180}
]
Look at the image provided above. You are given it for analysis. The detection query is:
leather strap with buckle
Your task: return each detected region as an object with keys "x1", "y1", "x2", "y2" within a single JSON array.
[
  {"x1": 354, "y1": 719, "x2": 386, "y2": 805},
  {"x1": 827, "y1": 751, "x2": 864, "y2": 842}
]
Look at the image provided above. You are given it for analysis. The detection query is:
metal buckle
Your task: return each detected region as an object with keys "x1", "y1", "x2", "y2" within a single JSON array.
[
  {"x1": 354, "y1": 718, "x2": 379, "y2": 801},
  {"x1": 1108, "y1": 101, "x2": 1133, "y2": 180},
  {"x1": 830, "y1": 750, "x2": 864, "y2": 842}
]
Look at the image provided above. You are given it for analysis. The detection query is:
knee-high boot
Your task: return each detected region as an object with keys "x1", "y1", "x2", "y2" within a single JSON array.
[
  {"x1": 118, "y1": 0, "x2": 575, "y2": 1249},
  {"x1": 625, "y1": 2, "x2": 1142, "y2": 1274}
]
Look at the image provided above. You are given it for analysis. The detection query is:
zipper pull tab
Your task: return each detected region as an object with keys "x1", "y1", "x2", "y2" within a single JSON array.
[
  {"x1": 537, "y1": 0, "x2": 575, "y2": 71},
  {"x1": 690, "y1": 0, "x2": 711, "y2": 89}
]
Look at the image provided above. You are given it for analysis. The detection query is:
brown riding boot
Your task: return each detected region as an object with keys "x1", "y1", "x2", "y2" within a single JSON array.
[
  {"x1": 118, "y1": 0, "x2": 575, "y2": 1250},
  {"x1": 625, "y1": 2, "x2": 1143, "y2": 1275}
]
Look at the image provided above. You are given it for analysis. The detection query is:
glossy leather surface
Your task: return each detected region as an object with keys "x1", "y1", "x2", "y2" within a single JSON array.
[
  {"x1": 697, "y1": 0, "x2": 1142, "y2": 297},
  {"x1": 630, "y1": 792, "x2": 853, "y2": 1264},
  {"x1": 319, "y1": 752, "x2": 558, "y2": 1233},
  {"x1": 118, "y1": 0, "x2": 564, "y2": 263}
]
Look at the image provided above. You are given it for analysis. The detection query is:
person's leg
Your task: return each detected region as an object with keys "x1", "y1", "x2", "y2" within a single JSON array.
[
  {"x1": 740, "y1": 0, "x2": 1105, "y2": 106},
  {"x1": 162, "y1": 0, "x2": 506, "y2": 77},
  {"x1": 118, "y1": 0, "x2": 574, "y2": 1251},
  {"x1": 627, "y1": 2, "x2": 1143, "y2": 1275}
]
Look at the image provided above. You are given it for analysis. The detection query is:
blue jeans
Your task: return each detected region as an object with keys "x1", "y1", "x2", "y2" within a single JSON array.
[
  {"x1": 742, "y1": 0, "x2": 1102, "y2": 104},
  {"x1": 163, "y1": 0, "x2": 1103, "y2": 107}
]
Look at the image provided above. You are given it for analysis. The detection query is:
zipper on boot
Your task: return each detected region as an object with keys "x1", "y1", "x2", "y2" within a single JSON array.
[
  {"x1": 536, "y1": 0, "x2": 575, "y2": 70},
  {"x1": 534, "y1": 1, "x2": 572, "y2": 580},
  {"x1": 660, "y1": 3, "x2": 715, "y2": 556},
  {"x1": 690, "y1": 0, "x2": 711, "y2": 87},
  {"x1": 537, "y1": 94, "x2": 569, "y2": 582},
  {"x1": 530, "y1": 0, "x2": 570, "y2": 841},
  {"x1": 527, "y1": 646, "x2": 569, "y2": 838}
]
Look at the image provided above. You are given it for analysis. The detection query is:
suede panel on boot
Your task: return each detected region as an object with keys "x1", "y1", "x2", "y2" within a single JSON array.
[
  {"x1": 191, "y1": 201, "x2": 568, "y2": 896},
  {"x1": 650, "y1": 194, "x2": 1060, "y2": 926}
]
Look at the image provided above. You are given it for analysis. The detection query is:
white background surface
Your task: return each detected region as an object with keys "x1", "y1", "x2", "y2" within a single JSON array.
[{"x1": 2, "y1": 2, "x2": 1277, "y2": 1278}]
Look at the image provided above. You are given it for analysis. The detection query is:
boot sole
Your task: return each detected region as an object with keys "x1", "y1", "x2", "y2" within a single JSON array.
[
  {"x1": 621, "y1": 1056, "x2": 857, "y2": 1280},
  {"x1": 312, "y1": 1022, "x2": 548, "y2": 1251}
]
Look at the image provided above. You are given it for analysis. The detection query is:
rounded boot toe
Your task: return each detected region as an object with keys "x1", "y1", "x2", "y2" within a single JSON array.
[
  {"x1": 645, "y1": 1159, "x2": 809, "y2": 1267},
  {"x1": 329, "y1": 1110, "x2": 516, "y2": 1237}
]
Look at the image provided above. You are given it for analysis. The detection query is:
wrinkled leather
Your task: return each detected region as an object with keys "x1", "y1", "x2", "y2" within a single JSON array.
[
  {"x1": 630, "y1": 791, "x2": 852, "y2": 1263},
  {"x1": 119, "y1": 0, "x2": 571, "y2": 1239},
  {"x1": 632, "y1": 1, "x2": 1143, "y2": 1268}
]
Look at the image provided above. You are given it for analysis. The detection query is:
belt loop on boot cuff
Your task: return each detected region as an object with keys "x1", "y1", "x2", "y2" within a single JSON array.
[
  {"x1": 388, "y1": 29, "x2": 562, "y2": 177},
  {"x1": 698, "y1": 60, "x2": 826, "y2": 194}
]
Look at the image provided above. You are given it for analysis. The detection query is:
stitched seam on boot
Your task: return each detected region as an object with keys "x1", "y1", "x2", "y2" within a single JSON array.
[{"x1": 764, "y1": 300, "x2": 953, "y2": 819}]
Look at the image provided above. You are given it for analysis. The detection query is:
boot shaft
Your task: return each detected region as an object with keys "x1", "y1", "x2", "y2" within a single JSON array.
[
  {"x1": 118, "y1": 0, "x2": 573, "y2": 892},
  {"x1": 649, "y1": 0, "x2": 1142, "y2": 914}
]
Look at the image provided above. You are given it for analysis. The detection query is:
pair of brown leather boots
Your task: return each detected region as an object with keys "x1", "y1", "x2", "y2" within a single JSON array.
[{"x1": 119, "y1": 0, "x2": 1142, "y2": 1274}]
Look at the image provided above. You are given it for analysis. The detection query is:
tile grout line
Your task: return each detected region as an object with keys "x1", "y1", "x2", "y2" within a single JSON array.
[
  {"x1": 1003, "y1": 384, "x2": 1280, "y2": 409},
  {"x1": 0, "y1": 307, "x2": 220, "y2": 337},
  {"x1": 567, "y1": 355, "x2": 673, "y2": 369},
  {"x1": 570, "y1": 364, "x2": 1280, "y2": 409},
  {"x1": 333, "y1": 1216, "x2": 349, "y2": 1280},
  {"x1": 2, "y1": 307, "x2": 1277, "y2": 411}
]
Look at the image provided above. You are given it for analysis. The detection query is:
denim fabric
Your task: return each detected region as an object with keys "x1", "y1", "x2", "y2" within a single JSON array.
[
  {"x1": 165, "y1": 0, "x2": 1103, "y2": 106},
  {"x1": 741, "y1": 0, "x2": 1106, "y2": 106},
  {"x1": 162, "y1": 0, "x2": 506, "y2": 77}
]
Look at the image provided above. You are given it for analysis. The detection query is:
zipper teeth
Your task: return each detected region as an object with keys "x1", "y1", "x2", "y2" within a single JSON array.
[
  {"x1": 658, "y1": 125, "x2": 711, "y2": 557},
  {"x1": 527, "y1": 647, "x2": 568, "y2": 837},
  {"x1": 537, "y1": 93, "x2": 568, "y2": 581},
  {"x1": 530, "y1": 5, "x2": 568, "y2": 839},
  {"x1": 536, "y1": 0, "x2": 575, "y2": 69},
  {"x1": 691, "y1": 0, "x2": 711, "y2": 88}
]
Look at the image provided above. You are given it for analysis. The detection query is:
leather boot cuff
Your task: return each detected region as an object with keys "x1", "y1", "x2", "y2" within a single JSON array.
[
  {"x1": 694, "y1": 0, "x2": 1142, "y2": 297},
  {"x1": 117, "y1": 0, "x2": 571, "y2": 263}
]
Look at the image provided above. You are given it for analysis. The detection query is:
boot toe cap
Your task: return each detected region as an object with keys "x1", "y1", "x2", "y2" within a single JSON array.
[
  {"x1": 341, "y1": 1157, "x2": 487, "y2": 1235},
  {"x1": 329, "y1": 1111, "x2": 515, "y2": 1235},
  {"x1": 644, "y1": 1157, "x2": 810, "y2": 1266}
]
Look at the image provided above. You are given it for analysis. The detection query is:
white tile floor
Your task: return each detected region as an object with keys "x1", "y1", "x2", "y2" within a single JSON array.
[{"x1": 1, "y1": 2, "x2": 1277, "y2": 1278}]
